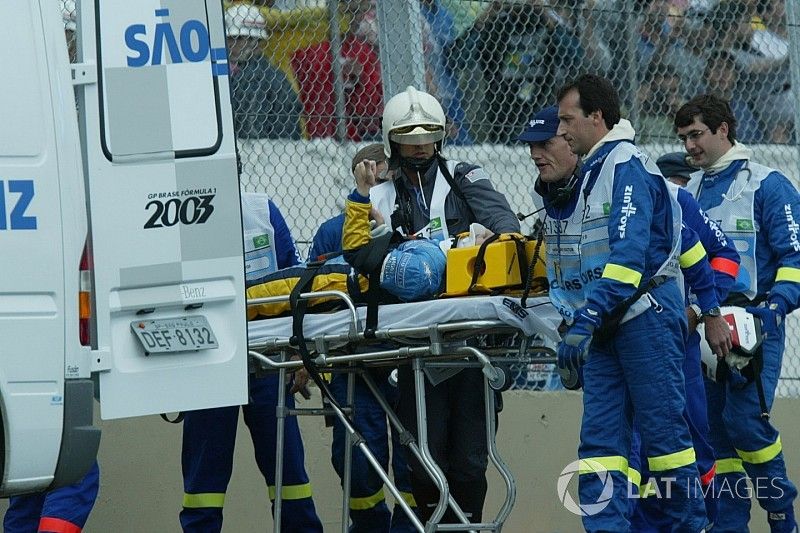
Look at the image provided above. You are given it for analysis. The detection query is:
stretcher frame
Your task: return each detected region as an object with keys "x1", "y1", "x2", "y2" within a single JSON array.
[{"x1": 246, "y1": 290, "x2": 557, "y2": 532}]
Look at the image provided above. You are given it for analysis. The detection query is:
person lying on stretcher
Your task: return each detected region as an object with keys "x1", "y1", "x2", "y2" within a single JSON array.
[{"x1": 341, "y1": 156, "x2": 448, "y2": 302}]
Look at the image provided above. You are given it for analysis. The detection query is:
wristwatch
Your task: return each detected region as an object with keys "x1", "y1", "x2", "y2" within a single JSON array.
[{"x1": 702, "y1": 306, "x2": 722, "y2": 320}]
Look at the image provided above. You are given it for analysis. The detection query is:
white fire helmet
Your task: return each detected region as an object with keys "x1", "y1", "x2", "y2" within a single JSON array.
[
  {"x1": 382, "y1": 86, "x2": 446, "y2": 159},
  {"x1": 698, "y1": 306, "x2": 763, "y2": 382},
  {"x1": 225, "y1": 4, "x2": 268, "y2": 40},
  {"x1": 60, "y1": 0, "x2": 76, "y2": 32}
]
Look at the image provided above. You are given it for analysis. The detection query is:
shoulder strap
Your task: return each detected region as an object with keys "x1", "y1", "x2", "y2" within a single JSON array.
[
  {"x1": 391, "y1": 180, "x2": 414, "y2": 235},
  {"x1": 436, "y1": 156, "x2": 477, "y2": 223},
  {"x1": 467, "y1": 233, "x2": 500, "y2": 294},
  {"x1": 521, "y1": 225, "x2": 546, "y2": 308},
  {"x1": 342, "y1": 231, "x2": 397, "y2": 337},
  {"x1": 467, "y1": 233, "x2": 529, "y2": 296}
]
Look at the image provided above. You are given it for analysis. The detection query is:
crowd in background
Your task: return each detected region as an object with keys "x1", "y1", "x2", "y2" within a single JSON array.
[{"x1": 227, "y1": 0, "x2": 795, "y2": 145}]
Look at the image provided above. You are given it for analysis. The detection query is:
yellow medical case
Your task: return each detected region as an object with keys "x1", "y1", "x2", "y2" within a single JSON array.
[{"x1": 445, "y1": 234, "x2": 546, "y2": 296}]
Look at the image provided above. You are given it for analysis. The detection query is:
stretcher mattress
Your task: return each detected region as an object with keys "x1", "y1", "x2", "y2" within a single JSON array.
[{"x1": 247, "y1": 295, "x2": 562, "y2": 344}]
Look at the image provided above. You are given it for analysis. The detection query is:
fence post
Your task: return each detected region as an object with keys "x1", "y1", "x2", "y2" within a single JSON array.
[
  {"x1": 624, "y1": 0, "x2": 640, "y2": 128},
  {"x1": 327, "y1": 0, "x2": 347, "y2": 141},
  {"x1": 376, "y1": 0, "x2": 426, "y2": 103},
  {"x1": 786, "y1": 0, "x2": 800, "y2": 177}
]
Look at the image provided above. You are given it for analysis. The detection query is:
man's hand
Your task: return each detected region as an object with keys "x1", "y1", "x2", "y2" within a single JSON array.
[
  {"x1": 354, "y1": 159, "x2": 380, "y2": 197},
  {"x1": 557, "y1": 307, "x2": 601, "y2": 374},
  {"x1": 702, "y1": 314, "x2": 732, "y2": 359},
  {"x1": 288, "y1": 355, "x2": 312, "y2": 399},
  {"x1": 746, "y1": 301, "x2": 785, "y2": 337},
  {"x1": 369, "y1": 207, "x2": 384, "y2": 227},
  {"x1": 473, "y1": 227, "x2": 495, "y2": 245},
  {"x1": 686, "y1": 306, "x2": 700, "y2": 333}
]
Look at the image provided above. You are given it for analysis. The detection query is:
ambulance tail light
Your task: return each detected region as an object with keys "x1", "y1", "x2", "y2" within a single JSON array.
[{"x1": 79, "y1": 243, "x2": 93, "y2": 346}]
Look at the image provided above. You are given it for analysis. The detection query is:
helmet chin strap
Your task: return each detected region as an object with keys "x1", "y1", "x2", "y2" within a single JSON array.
[
  {"x1": 399, "y1": 155, "x2": 435, "y2": 172},
  {"x1": 389, "y1": 142, "x2": 439, "y2": 175}
]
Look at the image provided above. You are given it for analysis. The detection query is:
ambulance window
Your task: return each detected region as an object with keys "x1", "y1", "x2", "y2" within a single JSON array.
[
  {"x1": 95, "y1": 3, "x2": 221, "y2": 159},
  {"x1": 0, "y1": 4, "x2": 45, "y2": 157}
]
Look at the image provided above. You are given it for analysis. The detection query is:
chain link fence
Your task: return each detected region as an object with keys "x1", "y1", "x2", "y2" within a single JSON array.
[{"x1": 63, "y1": 0, "x2": 800, "y2": 396}]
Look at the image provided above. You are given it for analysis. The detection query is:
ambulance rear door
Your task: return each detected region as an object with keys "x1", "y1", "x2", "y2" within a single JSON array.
[
  {"x1": 0, "y1": 0, "x2": 90, "y2": 493},
  {"x1": 77, "y1": 0, "x2": 248, "y2": 419}
]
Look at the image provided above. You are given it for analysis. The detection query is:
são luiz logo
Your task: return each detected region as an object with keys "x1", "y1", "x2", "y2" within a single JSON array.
[{"x1": 557, "y1": 459, "x2": 614, "y2": 516}]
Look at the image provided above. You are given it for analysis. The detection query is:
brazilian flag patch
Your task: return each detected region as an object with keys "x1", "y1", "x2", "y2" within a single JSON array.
[{"x1": 252, "y1": 233, "x2": 271, "y2": 249}]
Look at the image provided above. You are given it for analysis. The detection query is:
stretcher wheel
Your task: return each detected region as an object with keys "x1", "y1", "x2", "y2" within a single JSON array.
[{"x1": 489, "y1": 365, "x2": 513, "y2": 392}]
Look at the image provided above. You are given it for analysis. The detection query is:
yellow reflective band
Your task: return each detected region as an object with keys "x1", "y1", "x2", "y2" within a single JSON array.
[
  {"x1": 183, "y1": 492, "x2": 225, "y2": 509},
  {"x1": 602, "y1": 263, "x2": 642, "y2": 287},
  {"x1": 715, "y1": 458, "x2": 746, "y2": 475},
  {"x1": 579, "y1": 456, "x2": 629, "y2": 475},
  {"x1": 776, "y1": 267, "x2": 800, "y2": 283},
  {"x1": 268, "y1": 483, "x2": 313, "y2": 501},
  {"x1": 628, "y1": 467, "x2": 642, "y2": 488},
  {"x1": 399, "y1": 491, "x2": 417, "y2": 508},
  {"x1": 640, "y1": 480, "x2": 658, "y2": 499},
  {"x1": 736, "y1": 436, "x2": 782, "y2": 464},
  {"x1": 647, "y1": 447, "x2": 696, "y2": 472},
  {"x1": 349, "y1": 488, "x2": 385, "y2": 510},
  {"x1": 679, "y1": 241, "x2": 707, "y2": 269}
]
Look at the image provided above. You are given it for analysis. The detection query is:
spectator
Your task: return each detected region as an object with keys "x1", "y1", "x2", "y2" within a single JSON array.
[
  {"x1": 637, "y1": 63, "x2": 685, "y2": 143},
  {"x1": 438, "y1": 0, "x2": 483, "y2": 36},
  {"x1": 706, "y1": 1, "x2": 788, "y2": 103},
  {"x1": 291, "y1": 5, "x2": 383, "y2": 141},
  {"x1": 420, "y1": 0, "x2": 474, "y2": 144},
  {"x1": 638, "y1": 0, "x2": 674, "y2": 76},
  {"x1": 471, "y1": 1, "x2": 584, "y2": 143},
  {"x1": 703, "y1": 49, "x2": 766, "y2": 143},
  {"x1": 662, "y1": 6, "x2": 712, "y2": 100},
  {"x1": 226, "y1": 4, "x2": 303, "y2": 139}
]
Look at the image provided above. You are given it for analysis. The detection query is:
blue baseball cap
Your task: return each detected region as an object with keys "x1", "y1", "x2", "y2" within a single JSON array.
[
  {"x1": 656, "y1": 152, "x2": 698, "y2": 180},
  {"x1": 518, "y1": 105, "x2": 560, "y2": 143}
]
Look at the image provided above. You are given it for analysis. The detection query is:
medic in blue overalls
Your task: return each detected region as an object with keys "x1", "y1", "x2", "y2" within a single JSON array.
[
  {"x1": 675, "y1": 94, "x2": 799, "y2": 533},
  {"x1": 179, "y1": 193, "x2": 323, "y2": 532},
  {"x1": 3, "y1": 463, "x2": 99, "y2": 533},
  {"x1": 309, "y1": 144, "x2": 418, "y2": 532},
  {"x1": 553, "y1": 74, "x2": 707, "y2": 531},
  {"x1": 629, "y1": 152, "x2": 742, "y2": 532}
]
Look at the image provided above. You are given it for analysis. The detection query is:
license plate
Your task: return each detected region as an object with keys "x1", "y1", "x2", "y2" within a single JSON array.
[{"x1": 130, "y1": 315, "x2": 219, "y2": 354}]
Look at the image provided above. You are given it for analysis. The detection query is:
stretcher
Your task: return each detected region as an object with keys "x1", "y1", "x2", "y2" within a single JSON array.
[{"x1": 247, "y1": 292, "x2": 562, "y2": 532}]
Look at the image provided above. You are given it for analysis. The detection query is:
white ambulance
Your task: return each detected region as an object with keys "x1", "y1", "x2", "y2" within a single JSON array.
[{"x1": 0, "y1": 1, "x2": 249, "y2": 495}]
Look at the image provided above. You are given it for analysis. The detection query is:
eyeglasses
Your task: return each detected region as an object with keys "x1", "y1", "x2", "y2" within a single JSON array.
[
  {"x1": 391, "y1": 124, "x2": 443, "y2": 135},
  {"x1": 677, "y1": 127, "x2": 710, "y2": 144}
]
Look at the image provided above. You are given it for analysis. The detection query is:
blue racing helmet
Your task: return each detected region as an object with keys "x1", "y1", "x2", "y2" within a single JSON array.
[{"x1": 380, "y1": 239, "x2": 446, "y2": 302}]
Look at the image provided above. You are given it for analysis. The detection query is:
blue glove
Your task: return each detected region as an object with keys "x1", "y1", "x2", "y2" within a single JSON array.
[
  {"x1": 746, "y1": 299, "x2": 786, "y2": 337},
  {"x1": 557, "y1": 307, "x2": 602, "y2": 376}
]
